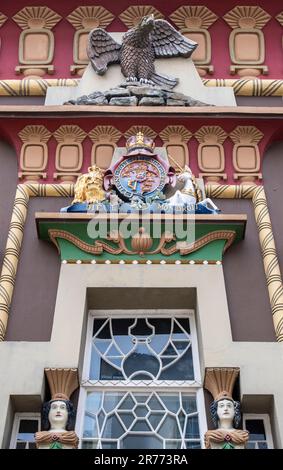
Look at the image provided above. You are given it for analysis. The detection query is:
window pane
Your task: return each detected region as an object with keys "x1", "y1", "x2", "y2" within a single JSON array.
[
  {"x1": 135, "y1": 405, "x2": 149, "y2": 417},
  {"x1": 245, "y1": 418, "x2": 271, "y2": 449},
  {"x1": 246, "y1": 442, "x2": 256, "y2": 449},
  {"x1": 101, "y1": 441, "x2": 117, "y2": 449},
  {"x1": 185, "y1": 416, "x2": 200, "y2": 439},
  {"x1": 121, "y1": 435, "x2": 163, "y2": 449},
  {"x1": 159, "y1": 348, "x2": 194, "y2": 380},
  {"x1": 16, "y1": 442, "x2": 27, "y2": 449},
  {"x1": 103, "y1": 393, "x2": 124, "y2": 413},
  {"x1": 14, "y1": 418, "x2": 39, "y2": 449},
  {"x1": 258, "y1": 442, "x2": 268, "y2": 449},
  {"x1": 29, "y1": 443, "x2": 37, "y2": 449},
  {"x1": 89, "y1": 317, "x2": 194, "y2": 381},
  {"x1": 83, "y1": 414, "x2": 98, "y2": 438},
  {"x1": 18, "y1": 420, "x2": 38, "y2": 434},
  {"x1": 82, "y1": 391, "x2": 201, "y2": 449},
  {"x1": 245, "y1": 419, "x2": 266, "y2": 440},
  {"x1": 186, "y1": 440, "x2": 201, "y2": 449},
  {"x1": 166, "y1": 440, "x2": 181, "y2": 449},
  {"x1": 102, "y1": 415, "x2": 125, "y2": 438},
  {"x1": 81, "y1": 440, "x2": 98, "y2": 449}
]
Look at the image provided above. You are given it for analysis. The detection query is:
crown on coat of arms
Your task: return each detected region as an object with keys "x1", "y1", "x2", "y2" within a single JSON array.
[{"x1": 126, "y1": 132, "x2": 155, "y2": 154}]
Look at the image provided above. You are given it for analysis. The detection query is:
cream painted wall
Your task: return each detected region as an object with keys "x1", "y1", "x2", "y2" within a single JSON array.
[{"x1": 0, "y1": 264, "x2": 282, "y2": 447}]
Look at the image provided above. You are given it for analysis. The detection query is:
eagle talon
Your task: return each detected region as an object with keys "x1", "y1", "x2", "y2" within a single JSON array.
[
  {"x1": 126, "y1": 76, "x2": 138, "y2": 82},
  {"x1": 139, "y1": 78, "x2": 154, "y2": 86}
]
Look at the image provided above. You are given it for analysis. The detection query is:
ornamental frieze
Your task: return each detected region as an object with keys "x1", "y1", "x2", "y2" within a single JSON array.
[
  {"x1": 14, "y1": 123, "x2": 268, "y2": 185},
  {"x1": 0, "y1": 5, "x2": 281, "y2": 80}
]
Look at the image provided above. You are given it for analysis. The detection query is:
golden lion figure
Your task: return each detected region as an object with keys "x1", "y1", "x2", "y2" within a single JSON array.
[{"x1": 72, "y1": 165, "x2": 105, "y2": 204}]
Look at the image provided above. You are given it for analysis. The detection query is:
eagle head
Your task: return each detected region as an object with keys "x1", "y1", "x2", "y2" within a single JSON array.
[{"x1": 138, "y1": 14, "x2": 154, "y2": 33}]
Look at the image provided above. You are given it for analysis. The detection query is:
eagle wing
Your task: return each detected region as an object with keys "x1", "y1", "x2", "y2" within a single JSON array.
[
  {"x1": 151, "y1": 20, "x2": 197, "y2": 58},
  {"x1": 87, "y1": 29, "x2": 121, "y2": 75}
]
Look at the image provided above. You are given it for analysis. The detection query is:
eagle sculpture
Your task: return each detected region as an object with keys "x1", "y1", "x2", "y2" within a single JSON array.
[{"x1": 87, "y1": 15, "x2": 197, "y2": 89}]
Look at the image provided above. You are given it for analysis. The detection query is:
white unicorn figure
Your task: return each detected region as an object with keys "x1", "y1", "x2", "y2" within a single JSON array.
[
  {"x1": 167, "y1": 165, "x2": 197, "y2": 207},
  {"x1": 167, "y1": 164, "x2": 220, "y2": 213}
]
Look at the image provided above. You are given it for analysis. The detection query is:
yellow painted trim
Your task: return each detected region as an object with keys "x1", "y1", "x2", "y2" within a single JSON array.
[
  {"x1": 0, "y1": 79, "x2": 78, "y2": 97},
  {"x1": 203, "y1": 79, "x2": 283, "y2": 97},
  {"x1": 0, "y1": 78, "x2": 282, "y2": 97}
]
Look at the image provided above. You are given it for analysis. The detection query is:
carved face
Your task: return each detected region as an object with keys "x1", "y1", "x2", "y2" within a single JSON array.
[
  {"x1": 88, "y1": 165, "x2": 103, "y2": 180},
  {"x1": 48, "y1": 400, "x2": 68, "y2": 430},
  {"x1": 86, "y1": 172, "x2": 103, "y2": 188},
  {"x1": 217, "y1": 399, "x2": 235, "y2": 427}
]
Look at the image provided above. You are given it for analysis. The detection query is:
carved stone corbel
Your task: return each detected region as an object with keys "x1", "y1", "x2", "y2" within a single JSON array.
[
  {"x1": 13, "y1": 7, "x2": 61, "y2": 78},
  {"x1": 53, "y1": 126, "x2": 87, "y2": 182},
  {"x1": 18, "y1": 125, "x2": 51, "y2": 182},
  {"x1": 223, "y1": 6, "x2": 271, "y2": 78},
  {"x1": 230, "y1": 126, "x2": 264, "y2": 184},
  {"x1": 159, "y1": 126, "x2": 192, "y2": 169},
  {"x1": 195, "y1": 126, "x2": 227, "y2": 183},
  {"x1": 170, "y1": 6, "x2": 218, "y2": 76},
  {"x1": 67, "y1": 6, "x2": 115, "y2": 76},
  {"x1": 89, "y1": 126, "x2": 122, "y2": 170}
]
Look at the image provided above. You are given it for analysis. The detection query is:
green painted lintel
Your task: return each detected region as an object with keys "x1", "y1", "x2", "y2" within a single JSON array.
[{"x1": 35, "y1": 212, "x2": 247, "y2": 263}]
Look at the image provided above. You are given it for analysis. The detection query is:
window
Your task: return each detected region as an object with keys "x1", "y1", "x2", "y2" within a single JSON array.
[
  {"x1": 10, "y1": 413, "x2": 40, "y2": 449},
  {"x1": 77, "y1": 310, "x2": 206, "y2": 449},
  {"x1": 243, "y1": 414, "x2": 274, "y2": 449}
]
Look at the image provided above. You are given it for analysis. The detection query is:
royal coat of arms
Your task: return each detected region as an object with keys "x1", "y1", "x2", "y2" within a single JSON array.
[
  {"x1": 104, "y1": 132, "x2": 175, "y2": 203},
  {"x1": 61, "y1": 132, "x2": 219, "y2": 214}
]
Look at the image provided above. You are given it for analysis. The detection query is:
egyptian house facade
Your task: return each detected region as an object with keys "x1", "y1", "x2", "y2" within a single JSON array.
[{"x1": 0, "y1": 0, "x2": 283, "y2": 450}]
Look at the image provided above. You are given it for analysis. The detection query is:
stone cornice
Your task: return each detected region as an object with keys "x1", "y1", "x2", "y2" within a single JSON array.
[
  {"x1": 0, "y1": 105, "x2": 283, "y2": 118},
  {"x1": 0, "y1": 105, "x2": 283, "y2": 119}
]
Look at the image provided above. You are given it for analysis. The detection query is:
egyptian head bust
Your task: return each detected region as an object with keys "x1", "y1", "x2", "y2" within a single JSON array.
[
  {"x1": 35, "y1": 369, "x2": 79, "y2": 449},
  {"x1": 204, "y1": 368, "x2": 249, "y2": 449}
]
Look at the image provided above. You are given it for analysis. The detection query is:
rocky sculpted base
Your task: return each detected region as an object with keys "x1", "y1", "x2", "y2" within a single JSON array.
[{"x1": 65, "y1": 82, "x2": 210, "y2": 107}]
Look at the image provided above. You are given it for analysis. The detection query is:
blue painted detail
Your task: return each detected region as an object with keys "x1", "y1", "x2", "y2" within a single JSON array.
[{"x1": 60, "y1": 201, "x2": 220, "y2": 215}]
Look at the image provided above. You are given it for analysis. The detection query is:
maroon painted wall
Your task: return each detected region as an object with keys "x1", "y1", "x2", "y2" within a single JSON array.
[
  {"x1": 5, "y1": 197, "x2": 71, "y2": 341},
  {"x1": 0, "y1": 140, "x2": 18, "y2": 269},
  {"x1": 219, "y1": 198, "x2": 276, "y2": 341},
  {"x1": 263, "y1": 140, "x2": 283, "y2": 280}
]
